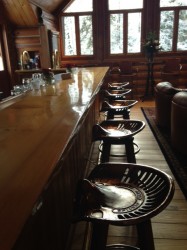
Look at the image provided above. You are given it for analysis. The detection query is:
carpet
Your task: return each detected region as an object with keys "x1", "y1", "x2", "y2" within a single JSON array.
[{"x1": 142, "y1": 107, "x2": 187, "y2": 199}]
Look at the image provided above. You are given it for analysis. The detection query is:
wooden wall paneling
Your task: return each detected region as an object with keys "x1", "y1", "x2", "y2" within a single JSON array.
[
  {"x1": 39, "y1": 25, "x2": 51, "y2": 68},
  {"x1": 14, "y1": 25, "x2": 51, "y2": 69},
  {"x1": 2, "y1": 0, "x2": 38, "y2": 26}
]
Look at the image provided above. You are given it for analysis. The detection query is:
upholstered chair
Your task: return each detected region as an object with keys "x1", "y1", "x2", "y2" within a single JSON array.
[
  {"x1": 171, "y1": 91, "x2": 187, "y2": 155},
  {"x1": 154, "y1": 82, "x2": 181, "y2": 129}
]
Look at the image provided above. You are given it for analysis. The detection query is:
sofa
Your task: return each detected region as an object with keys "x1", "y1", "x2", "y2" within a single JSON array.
[
  {"x1": 155, "y1": 82, "x2": 187, "y2": 156},
  {"x1": 154, "y1": 82, "x2": 181, "y2": 129},
  {"x1": 171, "y1": 91, "x2": 187, "y2": 155}
]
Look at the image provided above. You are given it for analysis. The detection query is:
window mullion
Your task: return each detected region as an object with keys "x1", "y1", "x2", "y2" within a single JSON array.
[
  {"x1": 75, "y1": 15, "x2": 81, "y2": 56},
  {"x1": 123, "y1": 12, "x2": 127, "y2": 54},
  {"x1": 173, "y1": 9, "x2": 179, "y2": 52}
]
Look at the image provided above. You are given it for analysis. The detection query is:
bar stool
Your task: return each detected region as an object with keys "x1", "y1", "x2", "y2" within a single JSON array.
[
  {"x1": 100, "y1": 99, "x2": 138, "y2": 119},
  {"x1": 92, "y1": 119, "x2": 145, "y2": 163},
  {"x1": 75, "y1": 162, "x2": 175, "y2": 250}
]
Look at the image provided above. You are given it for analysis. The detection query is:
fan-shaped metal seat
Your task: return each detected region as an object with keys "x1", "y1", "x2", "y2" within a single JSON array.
[
  {"x1": 92, "y1": 119, "x2": 145, "y2": 163},
  {"x1": 100, "y1": 99, "x2": 138, "y2": 119},
  {"x1": 104, "y1": 89, "x2": 132, "y2": 100},
  {"x1": 76, "y1": 162, "x2": 175, "y2": 250},
  {"x1": 107, "y1": 245, "x2": 139, "y2": 250},
  {"x1": 108, "y1": 82, "x2": 130, "y2": 90}
]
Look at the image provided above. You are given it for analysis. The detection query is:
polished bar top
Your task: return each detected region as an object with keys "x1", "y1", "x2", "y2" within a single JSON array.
[{"x1": 0, "y1": 67, "x2": 108, "y2": 250}]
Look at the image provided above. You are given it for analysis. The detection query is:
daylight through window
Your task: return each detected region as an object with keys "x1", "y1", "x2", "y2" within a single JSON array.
[
  {"x1": 159, "y1": 0, "x2": 187, "y2": 51},
  {"x1": 108, "y1": 0, "x2": 143, "y2": 55},
  {"x1": 0, "y1": 45, "x2": 4, "y2": 71},
  {"x1": 61, "y1": 0, "x2": 93, "y2": 56}
]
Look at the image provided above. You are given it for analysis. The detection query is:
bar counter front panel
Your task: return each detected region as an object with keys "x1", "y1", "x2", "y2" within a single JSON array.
[{"x1": 0, "y1": 67, "x2": 108, "y2": 250}]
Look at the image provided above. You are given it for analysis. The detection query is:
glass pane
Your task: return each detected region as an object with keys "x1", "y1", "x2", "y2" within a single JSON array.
[
  {"x1": 109, "y1": 0, "x2": 143, "y2": 10},
  {"x1": 160, "y1": 0, "x2": 187, "y2": 7},
  {"x1": 159, "y1": 11, "x2": 174, "y2": 51},
  {"x1": 0, "y1": 56, "x2": 3, "y2": 70},
  {"x1": 177, "y1": 10, "x2": 187, "y2": 50},
  {"x1": 63, "y1": 16, "x2": 77, "y2": 55},
  {"x1": 128, "y1": 13, "x2": 141, "y2": 53},
  {"x1": 79, "y1": 15, "x2": 93, "y2": 55},
  {"x1": 110, "y1": 14, "x2": 123, "y2": 54},
  {"x1": 0, "y1": 46, "x2": 4, "y2": 71},
  {"x1": 65, "y1": 0, "x2": 93, "y2": 12}
]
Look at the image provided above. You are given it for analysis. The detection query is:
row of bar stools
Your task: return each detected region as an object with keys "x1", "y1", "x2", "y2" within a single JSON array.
[
  {"x1": 92, "y1": 119, "x2": 145, "y2": 163},
  {"x1": 75, "y1": 163, "x2": 175, "y2": 250},
  {"x1": 73, "y1": 72, "x2": 174, "y2": 250},
  {"x1": 97, "y1": 77, "x2": 141, "y2": 163},
  {"x1": 101, "y1": 80, "x2": 137, "y2": 120}
]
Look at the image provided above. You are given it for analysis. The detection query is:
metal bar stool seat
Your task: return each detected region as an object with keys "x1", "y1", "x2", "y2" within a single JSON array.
[
  {"x1": 92, "y1": 119, "x2": 145, "y2": 163},
  {"x1": 108, "y1": 82, "x2": 130, "y2": 90},
  {"x1": 107, "y1": 245, "x2": 139, "y2": 250},
  {"x1": 100, "y1": 100, "x2": 138, "y2": 119},
  {"x1": 104, "y1": 89, "x2": 132, "y2": 100},
  {"x1": 75, "y1": 162, "x2": 175, "y2": 250}
]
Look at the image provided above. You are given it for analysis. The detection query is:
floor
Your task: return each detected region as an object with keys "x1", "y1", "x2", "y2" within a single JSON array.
[{"x1": 68, "y1": 99, "x2": 187, "y2": 250}]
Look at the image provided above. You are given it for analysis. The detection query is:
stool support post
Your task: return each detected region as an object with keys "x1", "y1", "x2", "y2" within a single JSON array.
[
  {"x1": 125, "y1": 137, "x2": 136, "y2": 163},
  {"x1": 101, "y1": 142, "x2": 111, "y2": 163},
  {"x1": 136, "y1": 219, "x2": 155, "y2": 250},
  {"x1": 90, "y1": 222, "x2": 109, "y2": 250}
]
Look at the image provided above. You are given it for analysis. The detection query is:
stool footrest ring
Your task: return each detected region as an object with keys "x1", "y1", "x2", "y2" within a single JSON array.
[
  {"x1": 98, "y1": 141, "x2": 140, "y2": 157},
  {"x1": 107, "y1": 244, "x2": 139, "y2": 250}
]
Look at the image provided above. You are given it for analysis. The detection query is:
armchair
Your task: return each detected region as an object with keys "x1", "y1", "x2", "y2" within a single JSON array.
[{"x1": 154, "y1": 82, "x2": 182, "y2": 129}]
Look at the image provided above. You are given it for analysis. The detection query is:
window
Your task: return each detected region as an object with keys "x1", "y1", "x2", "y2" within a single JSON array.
[
  {"x1": 108, "y1": 0, "x2": 143, "y2": 55},
  {"x1": 159, "y1": 0, "x2": 187, "y2": 51},
  {"x1": 61, "y1": 0, "x2": 93, "y2": 56},
  {"x1": 109, "y1": 0, "x2": 143, "y2": 10}
]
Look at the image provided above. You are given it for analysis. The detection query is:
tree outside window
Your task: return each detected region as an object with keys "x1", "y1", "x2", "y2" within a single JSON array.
[
  {"x1": 61, "y1": 0, "x2": 93, "y2": 56},
  {"x1": 108, "y1": 0, "x2": 143, "y2": 55},
  {"x1": 159, "y1": 0, "x2": 187, "y2": 51},
  {"x1": 60, "y1": 0, "x2": 187, "y2": 60}
]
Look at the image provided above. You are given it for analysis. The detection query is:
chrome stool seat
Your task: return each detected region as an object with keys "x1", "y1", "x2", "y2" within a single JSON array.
[
  {"x1": 104, "y1": 89, "x2": 132, "y2": 100},
  {"x1": 108, "y1": 82, "x2": 130, "y2": 90},
  {"x1": 100, "y1": 99, "x2": 138, "y2": 119},
  {"x1": 92, "y1": 119, "x2": 145, "y2": 163},
  {"x1": 107, "y1": 245, "x2": 139, "y2": 250},
  {"x1": 75, "y1": 163, "x2": 175, "y2": 250}
]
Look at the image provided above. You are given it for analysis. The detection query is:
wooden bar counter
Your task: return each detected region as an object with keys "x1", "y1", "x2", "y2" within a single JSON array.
[{"x1": 0, "y1": 67, "x2": 108, "y2": 250}]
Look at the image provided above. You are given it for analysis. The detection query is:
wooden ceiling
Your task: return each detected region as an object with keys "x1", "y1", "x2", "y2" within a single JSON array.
[
  {"x1": 29, "y1": 0, "x2": 71, "y2": 13},
  {"x1": 1, "y1": 0, "x2": 71, "y2": 26}
]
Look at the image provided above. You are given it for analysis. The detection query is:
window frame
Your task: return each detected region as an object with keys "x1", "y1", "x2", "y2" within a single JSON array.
[
  {"x1": 60, "y1": 10, "x2": 96, "y2": 60},
  {"x1": 59, "y1": 0, "x2": 187, "y2": 64},
  {"x1": 107, "y1": 8, "x2": 143, "y2": 56}
]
